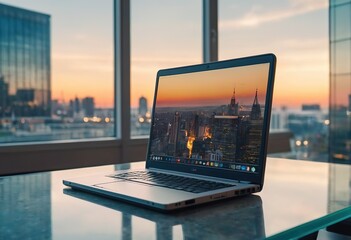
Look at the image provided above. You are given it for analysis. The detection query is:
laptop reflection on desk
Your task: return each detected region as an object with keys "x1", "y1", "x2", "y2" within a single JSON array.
[{"x1": 63, "y1": 188, "x2": 265, "y2": 240}]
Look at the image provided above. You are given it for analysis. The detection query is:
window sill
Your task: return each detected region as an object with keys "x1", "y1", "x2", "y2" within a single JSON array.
[
  {"x1": 0, "y1": 138, "x2": 125, "y2": 175},
  {"x1": 267, "y1": 130, "x2": 293, "y2": 154},
  {"x1": 0, "y1": 131, "x2": 291, "y2": 175}
]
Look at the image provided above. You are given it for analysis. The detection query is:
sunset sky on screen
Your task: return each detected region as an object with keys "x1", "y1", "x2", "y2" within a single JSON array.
[{"x1": 156, "y1": 63, "x2": 269, "y2": 108}]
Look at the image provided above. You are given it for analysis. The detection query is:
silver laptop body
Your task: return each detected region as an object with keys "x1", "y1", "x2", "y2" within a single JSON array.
[{"x1": 63, "y1": 53, "x2": 276, "y2": 211}]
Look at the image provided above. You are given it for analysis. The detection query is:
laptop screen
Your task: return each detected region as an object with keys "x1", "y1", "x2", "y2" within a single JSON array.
[{"x1": 148, "y1": 58, "x2": 274, "y2": 178}]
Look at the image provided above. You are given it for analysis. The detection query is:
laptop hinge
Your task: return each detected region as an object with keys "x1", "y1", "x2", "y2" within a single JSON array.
[
  {"x1": 239, "y1": 180, "x2": 251, "y2": 184},
  {"x1": 148, "y1": 167, "x2": 244, "y2": 184}
]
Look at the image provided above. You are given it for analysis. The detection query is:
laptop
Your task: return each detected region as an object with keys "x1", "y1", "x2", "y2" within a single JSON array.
[{"x1": 63, "y1": 53, "x2": 276, "y2": 211}]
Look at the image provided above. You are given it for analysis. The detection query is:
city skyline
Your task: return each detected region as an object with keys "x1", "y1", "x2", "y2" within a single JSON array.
[
  {"x1": 150, "y1": 88, "x2": 264, "y2": 165},
  {"x1": 0, "y1": 0, "x2": 328, "y2": 109}
]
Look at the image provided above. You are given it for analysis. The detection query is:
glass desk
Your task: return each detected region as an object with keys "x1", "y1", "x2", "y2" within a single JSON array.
[{"x1": 1, "y1": 157, "x2": 351, "y2": 239}]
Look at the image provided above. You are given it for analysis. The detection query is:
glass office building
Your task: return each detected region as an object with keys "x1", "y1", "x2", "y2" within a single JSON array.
[
  {"x1": 330, "y1": 0, "x2": 351, "y2": 162},
  {"x1": 0, "y1": 3, "x2": 51, "y2": 118}
]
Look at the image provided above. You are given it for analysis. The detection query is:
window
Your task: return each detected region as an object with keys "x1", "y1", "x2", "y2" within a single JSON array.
[
  {"x1": 330, "y1": 0, "x2": 351, "y2": 162},
  {"x1": 130, "y1": 0, "x2": 202, "y2": 137},
  {"x1": 219, "y1": 0, "x2": 329, "y2": 161},
  {"x1": 2, "y1": 0, "x2": 342, "y2": 175},
  {"x1": 0, "y1": 1, "x2": 114, "y2": 144}
]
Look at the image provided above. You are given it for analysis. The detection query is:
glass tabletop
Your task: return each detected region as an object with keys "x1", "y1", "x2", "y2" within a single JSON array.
[{"x1": 1, "y1": 157, "x2": 351, "y2": 239}]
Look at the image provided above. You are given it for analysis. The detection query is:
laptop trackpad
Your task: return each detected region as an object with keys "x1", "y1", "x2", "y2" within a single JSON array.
[{"x1": 95, "y1": 181, "x2": 193, "y2": 204}]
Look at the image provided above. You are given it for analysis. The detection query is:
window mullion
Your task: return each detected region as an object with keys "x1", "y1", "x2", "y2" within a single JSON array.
[
  {"x1": 115, "y1": 0, "x2": 131, "y2": 160},
  {"x1": 203, "y1": 0, "x2": 218, "y2": 63}
]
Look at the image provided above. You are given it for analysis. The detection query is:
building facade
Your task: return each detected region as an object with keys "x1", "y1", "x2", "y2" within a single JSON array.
[
  {"x1": 329, "y1": 0, "x2": 351, "y2": 162},
  {"x1": 82, "y1": 97, "x2": 95, "y2": 117},
  {"x1": 0, "y1": 3, "x2": 51, "y2": 118},
  {"x1": 138, "y1": 96, "x2": 148, "y2": 116}
]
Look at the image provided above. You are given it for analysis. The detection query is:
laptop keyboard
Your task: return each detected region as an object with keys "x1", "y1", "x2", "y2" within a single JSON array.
[{"x1": 109, "y1": 171, "x2": 234, "y2": 193}]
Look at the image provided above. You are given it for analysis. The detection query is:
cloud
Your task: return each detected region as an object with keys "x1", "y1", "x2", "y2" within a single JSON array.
[{"x1": 220, "y1": 0, "x2": 328, "y2": 29}]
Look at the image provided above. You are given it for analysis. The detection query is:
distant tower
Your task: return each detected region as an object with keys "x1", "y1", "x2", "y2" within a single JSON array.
[
  {"x1": 228, "y1": 88, "x2": 239, "y2": 115},
  {"x1": 211, "y1": 115, "x2": 239, "y2": 161},
  {"x1": 192, "y1": 114, "x2": 200, "y2": 138},
  {"x1": 74, "y1": 97, "x2": 80, "y2": 113},
  {"x1": 169, "y1": 112, "x2": 181, "y2": 145},
  {"x1": 82, "y1": 97, "x2": 95, "y2": 117},
  {"x1": 250, "y1": 89, "x2": 261, "y2": 120},
  {"x1": 0, "y1": 76, "x2": 9, "y2": 116},
  {"x1": 168, "y1": 111, "x2": 182, "y2": 156},
  {"x1": 139, "y1": 96, "x2": 148, "y2": 116}
]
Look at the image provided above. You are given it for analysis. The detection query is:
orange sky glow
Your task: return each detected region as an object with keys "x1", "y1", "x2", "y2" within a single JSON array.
[
  {"x1": 50, "y1": 51, "x2": 329, "y2": 109},
  {"x1": 46, "y1": 0, "x2": 329, "y2": 110},
  {"x1": 155, "y1": 63, "x2": 269, "y2": 108}
]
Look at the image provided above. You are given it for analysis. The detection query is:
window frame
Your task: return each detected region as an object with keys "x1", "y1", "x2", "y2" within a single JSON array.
[
  {"x1": 0, "y1": 0, "x2": 134, "y2": 175},
  {"x1": 0, "y1": 0, "x2": 287, "y2": 175}
]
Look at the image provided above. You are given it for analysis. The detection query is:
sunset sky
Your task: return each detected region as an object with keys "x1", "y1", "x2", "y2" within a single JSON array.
[
  {"x1": 156, "y1": 63, "x2": 269, "y2": 108},
  {"x1": 2, "y1": 0, "x2": 328, "y2": 109}
]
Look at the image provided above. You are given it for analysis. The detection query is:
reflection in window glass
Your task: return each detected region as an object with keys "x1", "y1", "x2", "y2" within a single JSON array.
[
  {"x1": 130, "y1": 0, "x2": 201, "y2": 137},
  {"x1": 331, "y1": 0, "x2": 351, "y2": 7},
  {"x1": 0, "y1": 1, "x2": 114, "y2": 143},
  {"x1": 330, "y1": 2, "x2": 351, "y2": 162},
  {"x1": 335, "y1": 4, "x2": 351, "y2": 41},
  {"x1": 335, "y1": 40, "x2": 351, "y2": 74},
  {"x1": 330, "y1": 75, "x2": 351, "y2": 159},
  {"x1": 334, "y1": 75, "x2": 351, "y2": 107},
  {"x1": 219, "y1": 0, "x2": 329, "y2": 161}
]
